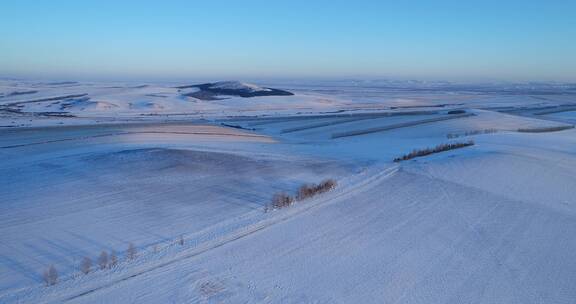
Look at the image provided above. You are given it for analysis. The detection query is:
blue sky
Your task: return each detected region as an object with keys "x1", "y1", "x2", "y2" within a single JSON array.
[{"x1": 1, "y1": 0, "x2": 575, "y2": 81}]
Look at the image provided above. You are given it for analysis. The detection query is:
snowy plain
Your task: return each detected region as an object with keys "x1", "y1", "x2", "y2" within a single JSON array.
[{"x1": 1, "y1": 80, "x2": 576, "y2": 303}]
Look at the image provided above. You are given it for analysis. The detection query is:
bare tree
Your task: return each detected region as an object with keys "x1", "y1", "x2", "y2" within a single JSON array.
[
  {"x1": 271, "y1": 192, "x2": 294, "y2": 209},
  {"x1": 127, "y1": 243, "x2": 137, "y2": 260},
  {"x1": 109, "y1": 251, "x2": 118, "y2": 268},
  {"x1": 81, "y1": 257, "x2": 92, "y2": 275},
  {"x1": 43, "y1": 265, "x2": 58, "y2": 286},
  {"x1": 296, "y1": 184, "x2": 310, "y2": 201},
  {"x1": 98, "y1": 251, "x2": 108, "y2": 270}
]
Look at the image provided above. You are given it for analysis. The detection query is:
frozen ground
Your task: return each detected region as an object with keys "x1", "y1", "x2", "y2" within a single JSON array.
[
  {"x1": 1, "y1": 80, "x2": 576, "y2": 303},
  {"x1": 0, "y1": 124, "x2": 357, "y2": 291}
]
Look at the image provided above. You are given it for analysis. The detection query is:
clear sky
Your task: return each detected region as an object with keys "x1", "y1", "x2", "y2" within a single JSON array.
[{"x1": 1, "y1": 0, "x2": 575, "y2": 81}]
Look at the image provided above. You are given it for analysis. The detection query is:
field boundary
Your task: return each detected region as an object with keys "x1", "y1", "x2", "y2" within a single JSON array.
[{"x1": 331, "y1": 113, "x2": 474, "y2": 138}]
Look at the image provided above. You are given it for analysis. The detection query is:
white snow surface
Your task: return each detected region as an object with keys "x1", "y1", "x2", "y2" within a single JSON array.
[
  {"x1": 1, "y1": 80, "x2": 576, "y2": 303},
  {"x1": 208, "y1": 81, "x2": 273, "y2": 92}
]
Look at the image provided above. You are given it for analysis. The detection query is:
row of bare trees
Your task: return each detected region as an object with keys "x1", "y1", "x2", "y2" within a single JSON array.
[
  {"x1": 42, "y1": 235, "x2": 189, "y2": 287},
  {"x1": 42, "y1": 243, "x2": 136, "y2": 287},
  {"x1": 393, "y1": 141, "x2": 475, "y2": 162},
  {"x1": 266, "y1": 179, "x2": 337, "y2": 211},
  {"x1": 80, "y1": 250, "x2": 121, "y2": 275},
  {"x1": 517, "y1": 125, "x2": 574, "y2": 133},
  {"x1": 296, "y1": 179, "x2": 337, "y2": 200},
  {"x1": 446, "y1": 129, "x2": 498, "y2": 139}
]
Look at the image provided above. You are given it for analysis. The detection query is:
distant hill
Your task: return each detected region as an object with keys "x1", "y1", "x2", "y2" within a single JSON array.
[{"x1": 178, "y1": 81, "x2": 294, "y2": 100}]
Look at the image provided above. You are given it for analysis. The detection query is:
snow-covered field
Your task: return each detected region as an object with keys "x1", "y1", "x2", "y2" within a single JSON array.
[{"x1": 1, "y1": 80, "x2": 576, "y2": 303}]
